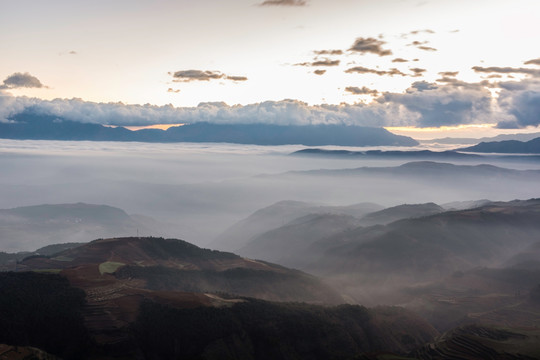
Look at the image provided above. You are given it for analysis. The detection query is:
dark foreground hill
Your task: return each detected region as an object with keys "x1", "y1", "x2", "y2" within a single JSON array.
[
  {"x1": 1, "y1": 237, "x2": 440, "y2": 359},
  {"x1": 20, "y1": 236, "x2": 342, "y2": 304}
]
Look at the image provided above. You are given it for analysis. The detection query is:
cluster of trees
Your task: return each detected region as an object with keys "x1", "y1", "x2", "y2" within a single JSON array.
[{"x1": 0, "y1": 272, "x2": 91, "y2": 358}]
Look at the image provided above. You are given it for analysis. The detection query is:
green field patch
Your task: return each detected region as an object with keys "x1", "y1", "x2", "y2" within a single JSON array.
[
  {"x1": 99, "y1": 261, "x2": 125, "y2": 275},
  {"x1": 32, "y1": 269, "x2": 62, "y2": 274}
]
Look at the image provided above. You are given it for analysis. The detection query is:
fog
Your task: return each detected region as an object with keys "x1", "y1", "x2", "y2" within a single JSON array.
[{"x1": 1, "y1": 138, "x2": 540, "y2": 252}]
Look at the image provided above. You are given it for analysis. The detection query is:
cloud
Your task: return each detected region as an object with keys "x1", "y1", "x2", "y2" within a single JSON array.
[
  {"x1": 313, "y1": 70, "x2": 326, "y2": 76},
  {"x1": 381, "y1": 82, "x2": 493, "y2": 127},
  {"x1": 225, "y1": 76, "x2": 248, "y2": 81},
  {"x1": 314, "y1": 50, "x2": 343, "y2": 56},
  {"x1": 408, "y1": 81, "x2": 437, "y2": 92},
  {"x1": 406, "y1": 40, "x2": 437, "y2": 52},
  {"x1": 410, "y1": 68, "x2": 426, "y2": 77},
  {"x1": 496, "y1": 79, "x2": 540, "y2": 128},
  {"x1": 296, "y1": 59, "x2": 340, "y2": 67},
  {"x1": 345, "y1": 86, "x2": 379, "y2": 96},
  {"x1": 408, "y1": 40, "x2": 428, "y2": 46},
  {"x1": 345, "y1": 66, "x2": 406, "y2": 77},
  {"x1": 311, "y1": 59, "x2": 340, "y2": 66},
  {"x1": 0, "y1": 72, "x2": 45, "y2": 89},
  {"x1": 167, "y1": 88, "x2": 181, "y2": 93},
  {"x1": 170, "y1": 70, "x2": 248, "y2": 82},
  {"x1": 417, "y1": 46, "x2": 437, "y2": 52},
  {"x1": 392, "y1": 58, "x2": 409, "y2": 63},
  {"x1": 0, "y1": 94, "x2": 418, "y2": 128},
  {"x1": 401, "y1": 29, "x2": 435, "y2": 38},
  {"x1": 69, "y1": 51, "x2": 77, "y2": 55},
  {"x1": 439, "y1": 71, "x2": 459, "y2": 77},
  {"x1": 259, "y1": 0, "x2": 306, "y2": 6},
  {"x1": 472, "y1": 66, "x2": 540, "y2": 77},
  {"x1": 349, "y1": 37, "x2": 392, "y2": 56},
  {"x1": 524, "y1": 58, "x2": 540, "y2": 66}
]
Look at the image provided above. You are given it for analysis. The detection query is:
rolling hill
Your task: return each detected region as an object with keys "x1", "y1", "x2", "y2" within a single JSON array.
[
  {"x1": 461, "y1": 137, "x2": 540, "y2": 153},
  {"x1": 2, "y1": 236, "x2": 440, "y2": 359}
]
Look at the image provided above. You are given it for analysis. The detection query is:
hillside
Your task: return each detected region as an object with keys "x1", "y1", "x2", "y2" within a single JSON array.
[
  {"x1": 1, "y1": 237, "x2": 442, "y2": 359},
  {"x1": 237, "y1": 213, "x2": 362, "y2": 268},
  {"x1": 212, "y1": 200, "x2": 382, "y2": 251},
  {"x1": 357, "y1": 202, "x2": 444, "y2": 227},
  {"x1": 20, "y1": 236, "x2": 342, "y2": 303},
  {"x1": 298, "y1": 199, "x2": 540, "y2": 304},
  {"x1": 461, "y1": 137, "x2": 540, "y2": 153}
]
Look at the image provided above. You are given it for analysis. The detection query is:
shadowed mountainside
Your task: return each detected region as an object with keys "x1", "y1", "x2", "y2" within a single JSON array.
[
  {"x1": 461, "y1": 137, "x2": 540, "y2": 154},
  {"x1": 211, "y1": 200, "x2": 383, "y2": 251},
  {"x1": 3, "y1": 237, "x2": 440, "y2": 359},
  {"x1": 1, "y1": 112, "x2": 418, "y2": 146}
]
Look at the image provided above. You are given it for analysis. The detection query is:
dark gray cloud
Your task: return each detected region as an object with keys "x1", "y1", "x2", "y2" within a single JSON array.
[
  {"x1": 392, "y1": 58, "x2": 409, "y2": 63},
  {"x1": 170, "y1": 70, "x2": 247, "y2": 82},
  {"x1": 314, "y1": 49, "x2": 343, "y2": 55},
  {"x1": 408, "y1": 81, "x2": 437, "y2": 92},
  {"x1": 381, "y1": 82, "x2": 492, "y2": 127},
  {"x1": 0, "y1": 72, "x2": 45, "y2": 89},
  {"x1": 226, "y1": 76, "x2": 248, "y2": 82},
  {"x1": 345, "y1": 86, "x2": 379, "y2": 96},
  {"x1": 408, "y1": 40, "x2": 428, "y2": 46},
  {"x1": 349, "y1": 37, "x2": 392, "y2": 56},
  {"x1": 406, "y1": 40, "x2": 437, "y2": 52},
  {"x1": 524, "y1": 58, "x2": 540, "y2": 66},
  {"x1": 435, "y1": 77, "x2": 489, "y2": 90},
  {"x1": 439, "y1": 71, "x2": 459, "y2": 77},
  {"x1": 311, "y1": 59, "x2": 340, "y2": 66},
  {"x1": 313, "y1": 70, "x2": 326, "y2": 76},
  {"x1": 296, "y1": 59, "x2": 340, "y2": 67},
  {"x1": 496, "y1": 79, "x2": 540, "y2": 128},
  {"x1": 418, "y1": 45, "x2": 437, "y2": 52},
  {"x1": 410, "y1": 68, "x2": 426, "y2": 77},
  {"x1": 259, "y1": 0, "x2": 306, "y2": 6},
  {"x1": 345, "y1": 66, "x2": 406, "y2": 77},
  {"x1": 472, "y1": 66, "x2": 540, "y2": 77}
]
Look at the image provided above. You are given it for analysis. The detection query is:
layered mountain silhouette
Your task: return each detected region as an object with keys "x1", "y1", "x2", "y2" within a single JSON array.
[
  {"x1": 0, "y1": 203, "x2": 179, "y2": 252},
  {"x1": 211, "y1": 200, "x2": 382, "y2": 251},
  {"x1": 461, "y1": 137, "x2": 540, "y2": 153},
  {"x1": 0, "y1": 112, "x2": 418, "y2": 146}
]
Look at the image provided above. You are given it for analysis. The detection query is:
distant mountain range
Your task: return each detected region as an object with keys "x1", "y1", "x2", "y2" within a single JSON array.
[
  {"x1": 0, "y1": 203, "x2": 180, "y2": 253},
  {"x1": 461, "y1": 137, "x2": 540, "y2": 153},
  {"x1": 225, "y1": 198, "x2": 540, "y2": 308},
  {"x1": 420, "y1": 132, "x2": 540, "y2": 145},
  {"x1": 0, "y1": 112, "x2": 418, "y2": 146},
  {"x1": 292, "y1": 147, "x2": 540, "y2": 161},
  {"x1": 292, "y1": 148, "x2": 481, "y2": 159}
]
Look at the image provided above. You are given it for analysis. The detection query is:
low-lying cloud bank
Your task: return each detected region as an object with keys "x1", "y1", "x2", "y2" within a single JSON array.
[{"x1": 1, "y1": 78, "x2": 540, "y2": 129}]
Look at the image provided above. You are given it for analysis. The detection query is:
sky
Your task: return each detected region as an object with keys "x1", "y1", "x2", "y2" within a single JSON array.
[{"x1": 1, "y1": 0, "x2": 540, "y2": 137}]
